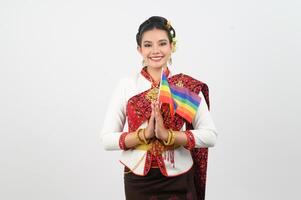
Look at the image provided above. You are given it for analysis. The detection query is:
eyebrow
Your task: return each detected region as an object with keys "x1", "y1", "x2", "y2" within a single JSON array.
[{"x1": 143, "y1": 39, "x2": 168, "y2": 43}]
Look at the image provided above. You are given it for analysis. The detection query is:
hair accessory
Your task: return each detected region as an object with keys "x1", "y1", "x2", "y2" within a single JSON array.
[
  {"x1": 165, "y1": 20, "x2": 177, "y2": 52},
  {"x1": 165, "y1": 20, "x2": 172, "y2": 29},
  {"x1": 168, "y1": 57, "x2": 172, "y2": 65},
  {"x1": 142, "y1": 59, "x2": 147, "y2": 66},
  {"x1": 170, "y1": 29, "x2": 175, "y2": 37},
  {"x1": 166, "y1": 21, "x2": 175, "y2": 37},
  {"x1": 171, "y1": 37, "x2": 177, "y2": 53}
]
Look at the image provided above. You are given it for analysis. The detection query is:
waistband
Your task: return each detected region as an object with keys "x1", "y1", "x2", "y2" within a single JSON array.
[
  {"x1": 135, "y1": 143, "x2": 180, "y2": 150},
  {"x1": 135, "y1": 139, "x2": 180, "y2": 157}
]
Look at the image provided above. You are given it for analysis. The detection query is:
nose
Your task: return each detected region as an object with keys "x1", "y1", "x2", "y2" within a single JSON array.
[{"x1": 151, "y1": 44, "x2": 160, "y2": 53}]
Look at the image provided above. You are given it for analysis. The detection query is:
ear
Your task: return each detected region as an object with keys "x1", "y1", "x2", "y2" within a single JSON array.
[
  {"x1": 170, "y1": 42, "x2": 174, "y2": 50},
  {"x1": 137, "y1": 46, "x2": 142, "y2": 54},
  {"x1": 170, "y1": 41, "x2": 176, "y2": 53}
]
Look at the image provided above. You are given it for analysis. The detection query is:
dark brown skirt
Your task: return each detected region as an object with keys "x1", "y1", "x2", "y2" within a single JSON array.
[{"x1": 124, "y1": 165, "x2": 197, "y2": 200}]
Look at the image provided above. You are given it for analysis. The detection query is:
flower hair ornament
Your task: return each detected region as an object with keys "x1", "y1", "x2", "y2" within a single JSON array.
[
  {"x1": 165, "y1": 20, "x2": 172, "y2": 29},
  {"x1": 165, "y1": 20, "x2": 177, "y2": 53},
  {"x1": 171, "y1": 37, "x2": 177, "y2": 53}
]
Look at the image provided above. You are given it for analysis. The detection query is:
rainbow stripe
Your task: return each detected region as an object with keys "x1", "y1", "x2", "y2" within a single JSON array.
[
  {"x1": 158, "y1": 71, "x2": 201, "y2": 123},
  {"x1": 159, "y1": 72, "x2": 175, "y2": 117},
  {"x1": 170, "y1": 85, "x2": 201, "y2": 123}
]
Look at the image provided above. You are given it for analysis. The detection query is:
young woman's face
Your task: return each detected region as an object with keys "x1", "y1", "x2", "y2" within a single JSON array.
[{"x1": 138, "y1": 28, "x2": 173, "y2": 69}]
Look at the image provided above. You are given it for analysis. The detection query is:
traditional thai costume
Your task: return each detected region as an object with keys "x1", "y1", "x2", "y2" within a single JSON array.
[{"x1": 101, "y1": 67, "x2": 218, "y2": 200}]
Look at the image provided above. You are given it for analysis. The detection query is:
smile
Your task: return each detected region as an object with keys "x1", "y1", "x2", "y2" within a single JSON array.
[{"x1": 149, "y1": 56, "x2": 164, "y2": 61}]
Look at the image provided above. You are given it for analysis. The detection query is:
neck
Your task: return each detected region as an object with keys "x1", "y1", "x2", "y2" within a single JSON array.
[{"x1": 146, "y1": 65, "x2": 167, "y2": 83}]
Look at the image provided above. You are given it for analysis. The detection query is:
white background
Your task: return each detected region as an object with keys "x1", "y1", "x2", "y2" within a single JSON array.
[{"x1": 0, "y1": 0, "x2": 300, "y2": 199}]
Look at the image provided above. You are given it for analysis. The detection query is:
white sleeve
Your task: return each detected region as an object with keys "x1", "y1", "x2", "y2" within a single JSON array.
[
  {"x1": 191, "y1": 91, "x2": 218, "y2": 148},
  {"x1": 100, "y1": 78, "x2": 127, "y2": 150}
]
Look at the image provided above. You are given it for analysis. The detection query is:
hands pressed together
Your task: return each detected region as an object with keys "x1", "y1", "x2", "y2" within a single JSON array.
[
  {"x1": 144, "y1": 101, "x2": 169, "y2": 142},
  {"x1": 125, "y1": 101, "x2": 185, "y2": 149}
]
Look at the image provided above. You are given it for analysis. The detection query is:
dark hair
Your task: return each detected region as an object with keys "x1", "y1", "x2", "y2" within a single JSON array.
[{"x1": 136, "y1": 16, "x2": 176, "y2": 47}]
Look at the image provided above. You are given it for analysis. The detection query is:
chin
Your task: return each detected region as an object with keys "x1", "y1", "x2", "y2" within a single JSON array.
[{"x1": 148, "y1": 62, "x2": 168, "y2": 69}]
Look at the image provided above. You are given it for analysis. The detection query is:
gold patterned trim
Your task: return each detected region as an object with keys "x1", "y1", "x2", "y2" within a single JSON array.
[{"x1": 145, "y1": 87, "x2": 159, "y2": 102}]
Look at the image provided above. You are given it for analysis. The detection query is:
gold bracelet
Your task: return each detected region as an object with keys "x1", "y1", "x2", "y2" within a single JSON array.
[
  {"x1": 169, "y1": 129, "x2": 176, "y2": 145},
  {"x1": 163, "y1": 129, "x2": 172, "y2": 146},
  {"x1": 164, "y1": 129, "x2": 176, "y2": 146},
  {"x1": 136, "y1": 129, "x2": 144, "y2": 144},
  {"x1": 142, "y1": 129, "x2": 150, "y2": 144}
]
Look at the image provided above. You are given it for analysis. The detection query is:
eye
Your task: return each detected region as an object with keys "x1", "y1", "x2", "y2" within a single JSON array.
[
  {"x1": 144, "y1": 44, "x2": 151, "y2": 47},
  {"x1": 160, "y1": 42, "x2": 167, "y2": 46}
]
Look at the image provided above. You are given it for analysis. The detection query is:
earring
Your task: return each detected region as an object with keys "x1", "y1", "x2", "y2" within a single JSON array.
[
  {"x1": 168, "y1": 57, "x2": 172, "y2": 65},
  {"x1": 142, "y1": 59, "x2": 147, "y2": 67}
]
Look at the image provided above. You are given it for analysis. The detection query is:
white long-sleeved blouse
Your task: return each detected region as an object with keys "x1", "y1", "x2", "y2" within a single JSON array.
[{"x1": 100, "y1": 69, "x2": 218, "y2": 176}]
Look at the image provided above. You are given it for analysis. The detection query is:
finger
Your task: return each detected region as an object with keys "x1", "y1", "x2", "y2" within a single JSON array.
[
  {"x1": 155, "y1": 111, "x2": 163, "y2": 125},
  {"x1": 155, "y1": 106, "x2": 161, "y2": 118},
  {"x1": 150, "y1": 111, "x2": 155, "y2": 122},
  {"x1": 155, "y1": 112, "x2": 160, "y2": 121},
  {"x1": 155, "y1": 126, "x2": 159, "y2": 137},
  {"x1": 150, "y1": 103, "x2": 155, "y2": 115},
  {"x1": 153, "y1": 102, "x2": 158, "y2": 114},
  {"x1": 155, "y1": 102, "x2": 160, "y2": 113},
  {"x1": 155, "y1": 104, "x2": 162, "y2": 118},
  {"x1": 153, "y1": 103, "x2": 158, "y2": 116}
]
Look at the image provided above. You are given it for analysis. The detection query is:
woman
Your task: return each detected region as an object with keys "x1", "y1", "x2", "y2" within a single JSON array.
[{"x1": 101, "y1": 16, "x2": 218, "y2": 200}]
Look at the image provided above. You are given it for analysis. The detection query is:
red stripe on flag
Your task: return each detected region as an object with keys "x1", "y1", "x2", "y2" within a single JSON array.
[{"x1": 176, "y1": 106, "x2": 194, "y2": 123}]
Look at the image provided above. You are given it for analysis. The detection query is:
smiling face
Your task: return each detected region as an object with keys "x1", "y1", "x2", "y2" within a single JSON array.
[{"x1": 137, "y1": 28, "x2": 173, "y2": 69}]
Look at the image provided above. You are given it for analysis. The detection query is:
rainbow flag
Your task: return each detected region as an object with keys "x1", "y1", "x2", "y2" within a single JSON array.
[{"x1": 158, "y1": 71, "x2": 201, "y2": 123}]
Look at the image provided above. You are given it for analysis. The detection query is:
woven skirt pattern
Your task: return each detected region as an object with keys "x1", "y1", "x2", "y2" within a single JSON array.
[{"x1": 124, "y1": 166, "x2": 197, "y2": 200}]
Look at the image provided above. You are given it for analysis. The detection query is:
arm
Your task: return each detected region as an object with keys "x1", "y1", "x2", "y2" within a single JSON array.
[
  {"x1": 100, "y1": 78, "x2": 127, "y2": 150},
  {"x1": 190, "y1": 90, "x2": 218, "y2": 148},
  {"x1": 101, "y1": 77, "x2": 157, "y2": 150}
]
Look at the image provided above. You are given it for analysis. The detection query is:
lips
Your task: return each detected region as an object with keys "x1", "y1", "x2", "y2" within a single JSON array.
[{"x1": 149, "y1": 56, "x2": 164, "y2": 61}]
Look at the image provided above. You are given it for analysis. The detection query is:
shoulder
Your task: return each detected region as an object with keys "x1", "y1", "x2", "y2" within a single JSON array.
[
  {"x1": 169, "y1": 73, "x2": 208, "y2": 94},
  {"x1": 113, "y1": 72, "x2": 145, "y2": 97},
  {"x1": 116, "y1": 72, "x2": 139, "y2": 87},
  {"x1": 170, "y1": 72, "x2": 211, "y2": 109}
]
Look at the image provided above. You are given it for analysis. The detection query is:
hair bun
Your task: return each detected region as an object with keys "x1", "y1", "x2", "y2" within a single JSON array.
[{"x1": 148, "y1": 16, "x2": 166, "y2": 23}]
